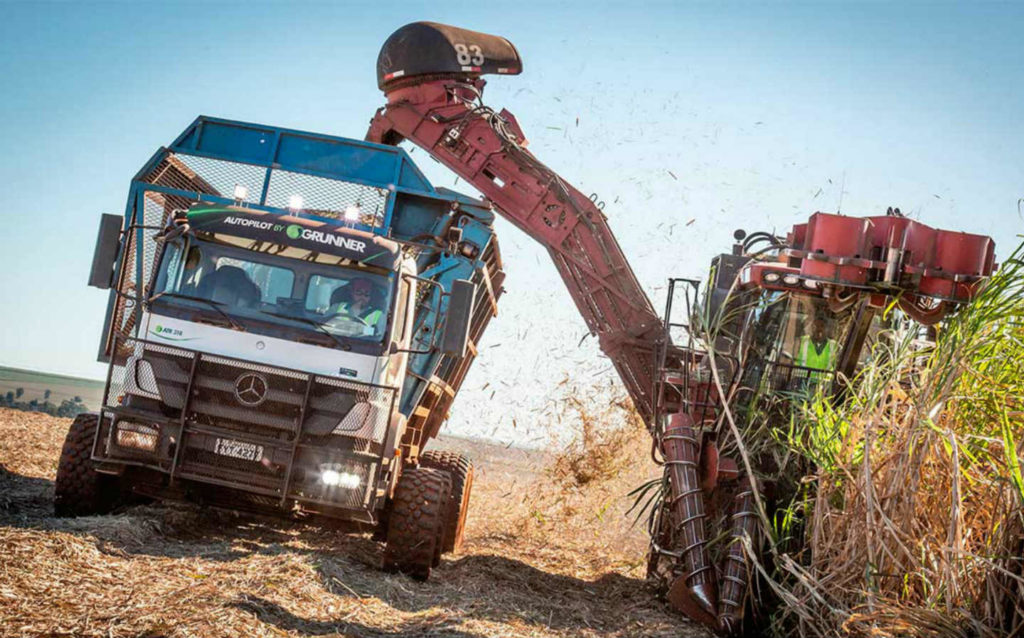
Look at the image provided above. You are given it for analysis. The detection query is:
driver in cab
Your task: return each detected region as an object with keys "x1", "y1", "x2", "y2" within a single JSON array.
[
  {"x1": 328, "y1": 278, "x2": 384, "y2": 331},
  {"x1": 797, "y1": 317, "x2": 837, "y2": 371}
]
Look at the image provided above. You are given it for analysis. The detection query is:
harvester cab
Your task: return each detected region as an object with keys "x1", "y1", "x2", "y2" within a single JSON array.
[
  {"x1": 679, "y1": 210, "x2": 996, "y2": 400},
  {"x1": 61, "y1": 116, "x2": 506, "y2": 581}
]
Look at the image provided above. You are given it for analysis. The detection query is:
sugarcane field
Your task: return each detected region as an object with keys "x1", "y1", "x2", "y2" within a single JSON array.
[{"x1": 1, "y1": 4, "x2": 1023, "y2": 638}]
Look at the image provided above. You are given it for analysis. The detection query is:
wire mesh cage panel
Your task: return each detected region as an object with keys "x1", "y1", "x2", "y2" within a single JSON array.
[
  {"x1": 264, "y1": 169, "x2": 388, "y2": 226},
  {"x1": 109, "y1": 229, "x2": 139, "y2": 344},
  {"x1": 142, "y1": 153, "x2": 266, "y2": 205},
  {"x1": 310, "y1": 375, "x2": 394, "y2": 444},
  {"x1": 141, "y1": 149, "x2": 391, "y2": 226},
  {"x1": 175, "y1": 155, "x2": 267, "y2": 205}
]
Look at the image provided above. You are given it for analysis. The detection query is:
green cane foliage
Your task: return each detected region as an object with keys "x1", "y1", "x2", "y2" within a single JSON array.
[
  {"x1": 1002, "y1": 412, "x2": 1024, "y2": 507},
  {"x1": 648, "y1": 238, "x2": 1024, "y2": 637}
]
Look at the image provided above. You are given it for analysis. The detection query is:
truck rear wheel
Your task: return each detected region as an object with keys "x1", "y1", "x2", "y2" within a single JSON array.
[
  {"x1": 54, "y1": 413, "x2": 120, "y2": 517},
  {"x1": 431, "y1": 472, "x2": 452, "y2": 568},
  {"x1": 382, "y1": 467, "x2": 450, "y2": 581},
  {"x1": 420, "y1": 450, "x2": 474, "y2": 553}
]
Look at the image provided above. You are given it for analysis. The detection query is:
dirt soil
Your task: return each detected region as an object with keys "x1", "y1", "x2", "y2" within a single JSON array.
[{"x1": 0, "y1": 409, "x2": 708, "y2": 638}]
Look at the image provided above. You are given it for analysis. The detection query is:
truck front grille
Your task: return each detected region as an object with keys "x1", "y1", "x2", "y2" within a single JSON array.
[{"x1": 101, "y1": 336, "x2": 395, "y2": 510}]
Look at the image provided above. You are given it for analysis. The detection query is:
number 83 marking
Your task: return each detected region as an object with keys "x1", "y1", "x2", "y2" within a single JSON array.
[{"x1": 453, "y1": 43, "x2": 485, "y2": 66}]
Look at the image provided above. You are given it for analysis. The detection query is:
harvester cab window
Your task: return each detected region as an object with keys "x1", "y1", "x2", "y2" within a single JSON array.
[
  {"x1": 750, "y1": 295, "x2": 848, "y2": 393},
  {"x1": 770, "y1": 297, "x2": 838, "y2": 370}
]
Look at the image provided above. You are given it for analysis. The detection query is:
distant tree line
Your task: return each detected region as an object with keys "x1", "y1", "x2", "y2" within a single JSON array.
[{"x1": 0, "y1": 387, "x2": 88, "y2": 418}]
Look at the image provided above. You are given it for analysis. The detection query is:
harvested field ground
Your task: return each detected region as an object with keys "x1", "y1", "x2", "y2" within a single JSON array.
[{"x1": 0, "y1": 408, "x2": 707, "y2": 638}]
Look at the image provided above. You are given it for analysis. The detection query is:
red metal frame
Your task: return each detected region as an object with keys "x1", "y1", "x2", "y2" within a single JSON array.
[
  {"x1": 787, "y1": 212, "x2": 995, "y2": 304},
  {"x1": 367, "y1": 78, "x2": 664, "y2": 426}
]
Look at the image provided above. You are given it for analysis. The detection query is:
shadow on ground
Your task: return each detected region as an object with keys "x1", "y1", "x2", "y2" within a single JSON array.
[{"x1": 1, "y1": 464, "x2": 673, "y2": 637}]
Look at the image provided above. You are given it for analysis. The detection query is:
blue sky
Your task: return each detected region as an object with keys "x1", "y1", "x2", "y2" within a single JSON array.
[{"x1": 1, "y1": 2, "x2": 1021, "y2": 442}]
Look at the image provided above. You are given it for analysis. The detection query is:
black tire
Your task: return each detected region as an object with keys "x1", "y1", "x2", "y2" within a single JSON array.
[
  {"x1": 382, "y1": 467, "x2": 450, "y2": 581},
  {"x1": 54, "y1": 413, "x2": 120, "y2": 517},
  {"x1": 431, "y1": 472, "x2": 452, "y2": 568},
  {"x1": 420, "y1": 450, "x2": 474, "y2": 553}
]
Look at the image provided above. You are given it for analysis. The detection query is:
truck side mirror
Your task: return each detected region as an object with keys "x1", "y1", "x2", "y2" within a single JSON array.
[
  {"x1": 440, "y1": 279, "x2": 476, "y2": 357},
  {"x1": 88, "y1": 214, "x2": 123, "y2": 289}
]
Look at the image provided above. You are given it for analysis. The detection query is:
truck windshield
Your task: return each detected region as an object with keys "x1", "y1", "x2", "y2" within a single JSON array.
[{"x1": 151, "y1": 237, "x2": 396, "y2": 346}]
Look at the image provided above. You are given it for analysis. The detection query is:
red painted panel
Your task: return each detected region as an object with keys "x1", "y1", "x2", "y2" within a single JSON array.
[{"x1": 799, "y1": 213, "x2": 871, "y2": 284}]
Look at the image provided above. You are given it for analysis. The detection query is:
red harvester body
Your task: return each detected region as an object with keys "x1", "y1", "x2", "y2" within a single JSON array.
[{"x1": 367, "y1": 21, "x2": 997, "y2": 634}]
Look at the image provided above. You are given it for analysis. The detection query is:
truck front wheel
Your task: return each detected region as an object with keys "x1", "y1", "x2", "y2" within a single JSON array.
[
  {"x1": 54, "y1": 413, "x2": 120, "y2": 517},
  {"x1": 382, "y1": 467, "x2": 450, "y2": 581},
  {"x1": 420, "y1": 450, "x2": 474, "y2": 553}
]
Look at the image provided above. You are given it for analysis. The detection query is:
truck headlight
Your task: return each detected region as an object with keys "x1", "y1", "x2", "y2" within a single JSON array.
[
  {"x1": 320, "y1": 468, "x2": 361, "y2": 488},
  {"x1": 116, "y1": 421, "x2": 159, "y2": 451}
]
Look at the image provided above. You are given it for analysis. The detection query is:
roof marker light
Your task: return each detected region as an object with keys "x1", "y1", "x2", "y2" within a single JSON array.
[
  {"x1": 233, "y1": 184, "x2": 248, "y2": 201},
  {"x1": 344, "y1": 204, "x2": 361, "y2": 222},
  {"x1": 763, "y1": 272, "x2": 781, "y2": 283},
  {"x1": 783, "y1": 274, "x2": 800, "y2": 286},
  {"x1": 288, "y1": 194, "x2": 303, "y2": 211}
]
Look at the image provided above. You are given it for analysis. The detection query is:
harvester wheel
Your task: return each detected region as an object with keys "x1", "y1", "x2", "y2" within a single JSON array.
[
  {"x1": 54, "y1": 413, "x2": 120, "y2": 517},
  {"x1": 382, "y1": 467, "x2": 449, "y2": 581},
  {"x1": 420, "y1": 450, "x2": 474, "y2": 553}
]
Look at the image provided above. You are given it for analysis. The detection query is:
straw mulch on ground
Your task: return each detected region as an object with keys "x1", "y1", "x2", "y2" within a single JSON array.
[{"x1": 0, "y1": 408, "x2": 706, "y2": 638}]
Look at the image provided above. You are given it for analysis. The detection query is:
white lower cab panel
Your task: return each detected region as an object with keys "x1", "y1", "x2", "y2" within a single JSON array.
[{"x1": 142, "y1": 313, "x2": 385, "y2": 384}]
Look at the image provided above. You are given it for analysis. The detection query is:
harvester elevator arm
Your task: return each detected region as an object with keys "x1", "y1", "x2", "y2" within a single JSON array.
[{"x1": 368, "y1": 77, "x2": 663, "y2": 427}]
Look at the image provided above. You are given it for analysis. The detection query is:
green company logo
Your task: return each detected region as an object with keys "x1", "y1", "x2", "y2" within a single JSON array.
[
  {"x1": 285, "y1": 225, "x2": 302, "y2": 239},
  {"x1": 150, "y1": 324, "x2": 194, "y2": 341}
]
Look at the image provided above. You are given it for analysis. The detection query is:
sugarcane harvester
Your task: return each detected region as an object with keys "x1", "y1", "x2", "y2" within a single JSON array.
[{"x1": 367, "y1": 22, "x2": 998, "y2": 633}]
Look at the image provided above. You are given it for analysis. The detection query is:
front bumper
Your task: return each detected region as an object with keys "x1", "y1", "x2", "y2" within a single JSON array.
[{"x1": 94, "y1": 336, "x2": 398, "y2": 522}]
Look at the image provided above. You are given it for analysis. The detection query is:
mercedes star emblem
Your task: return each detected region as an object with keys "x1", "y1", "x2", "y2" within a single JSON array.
[{"x1": 234, "y1": 372, "x2": 269, "y2": 406}]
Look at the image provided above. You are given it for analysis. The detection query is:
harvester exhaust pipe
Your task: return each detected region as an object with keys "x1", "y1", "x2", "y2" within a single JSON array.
[{"x1": 661, "y1": 412, "x2": 718, "y2": 627}]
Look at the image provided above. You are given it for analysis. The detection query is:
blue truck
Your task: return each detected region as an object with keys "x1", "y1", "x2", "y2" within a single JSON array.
[{"x1": 55, "y1": 116, "x2": 504, "y2": 579}]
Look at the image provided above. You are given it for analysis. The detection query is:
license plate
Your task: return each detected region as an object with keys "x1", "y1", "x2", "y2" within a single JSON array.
[{"x1": 214, "y1": 438, "x2": 264, "y2": 462}]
